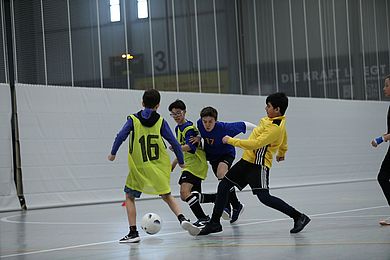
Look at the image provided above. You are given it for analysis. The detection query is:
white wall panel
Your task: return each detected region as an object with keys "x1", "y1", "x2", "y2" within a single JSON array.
[
  {"x1": 16, "y1": 83, "x2": 388, "y2": 209},
  {"x1": 0, "y1": 83, "x2": 19, "y2": 212}
]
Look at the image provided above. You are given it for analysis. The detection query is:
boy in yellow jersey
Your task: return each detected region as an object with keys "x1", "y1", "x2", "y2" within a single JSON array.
[
  {"x1": 198, "y1": 92, "x2": 310, "y2": 236},
  {"x1": 108, "y1": 89, "x2": 200, "y2": 243},
  {"x1": 169, "y1": 99, "x2": 213, "y2": 227}
]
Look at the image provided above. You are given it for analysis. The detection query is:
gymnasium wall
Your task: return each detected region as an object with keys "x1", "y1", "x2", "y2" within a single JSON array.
[
  {"x1": 0, "y1": 84, "x2": 19, "y2": 211},
  {"x1": 15, "y1": 84, "x2": 388, "y2": 209}
]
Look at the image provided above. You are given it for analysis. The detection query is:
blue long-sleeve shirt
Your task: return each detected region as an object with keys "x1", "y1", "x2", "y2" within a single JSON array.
[{"x1": 110, "y1": 109, "x2": 184, "y2": 164}]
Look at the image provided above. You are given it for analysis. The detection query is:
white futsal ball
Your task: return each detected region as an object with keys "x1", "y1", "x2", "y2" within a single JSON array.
[{"x1": 141, "y1": 213, "x2": 162, "y2": 235}]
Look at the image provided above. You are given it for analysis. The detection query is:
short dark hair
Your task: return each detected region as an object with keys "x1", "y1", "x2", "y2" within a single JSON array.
[
  {"x1": 168, "y1": 99, "x2": 186, "y2": 111},
  {"x1": 266, "y1": 92, "x2": 288, "y2": 115},
  {"x1": 200, "y1": 106, "x2": 218, "y2": 120},
  {"x1": 384, "y1": 74, "x2": 390, "y2": 81},
  {"x1": 143, "y1": 89, "x2": 160, "y2": 108}
]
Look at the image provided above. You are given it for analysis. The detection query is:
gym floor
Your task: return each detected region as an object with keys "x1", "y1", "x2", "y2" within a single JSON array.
[{"x1": 1, "y1": 180, "x2": 390, "y2": 259}]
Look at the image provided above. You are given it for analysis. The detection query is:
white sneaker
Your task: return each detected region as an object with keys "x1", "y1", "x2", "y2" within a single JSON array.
[
  {"x1": 379, "y1": 217, "x2": 390, "y2": 226},
  {"x1": 181, "y1": 219, "x2": 201, "y2": 236},
  {"x1": 119, "y1": 231, "x2": 141, "y2": 243}
]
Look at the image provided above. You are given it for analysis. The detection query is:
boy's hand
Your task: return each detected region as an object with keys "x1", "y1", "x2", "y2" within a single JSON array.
[
  {"x1": 222, "y1": 135, "x2": 231, "y2": 144},
  {"x1": 108, "y1": 154, "x2": 116, "y2": 161},
  {"x1": 276, "y1": 156, "x2": 285, "y2": 162},
  {"x1": 178, "y1": 163, "x2": 186, "y2": 168},
  {"x1": 189, "y1": 136, "x2": 201, "y2": 144}
]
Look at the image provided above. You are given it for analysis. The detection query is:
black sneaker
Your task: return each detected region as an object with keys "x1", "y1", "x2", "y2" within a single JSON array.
[
  {"x1": 230, "y1": 204, "x2": 245, "y2": 224},
  {"x1": 198, "y1": 221, "x2": 223, "y2": 236},
  {"x1": 119, "y1": 231, "x2": 141, "y2": 243},
  {"x1": 193, "y1": 216, "x2": 211, "y2": 228},
  {"x1": 180, "y1": 218, "x2": 201, "y2": 236},
  {"x1": 290, "y1": 214, "x2": 311, "y2": 233}
]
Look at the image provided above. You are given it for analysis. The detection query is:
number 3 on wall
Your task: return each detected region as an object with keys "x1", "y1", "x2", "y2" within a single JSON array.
[
  {"x1": 154, "y1": 50, "x2": 166, "y2": 72},
  {"x1": 139, "y1": 135, "x2": 160, "y2": 162}
]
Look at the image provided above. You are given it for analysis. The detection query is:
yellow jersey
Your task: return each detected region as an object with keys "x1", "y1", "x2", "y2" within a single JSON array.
[
  {"x1": 177, "y1": 123, "x2": 208, "y2": 180},
  {"x1": 126, "y1": 115, "x2": 171, "y2": 195},
  {"x1": 227, "y1": 115, "x2": 287, "y2": 168}
]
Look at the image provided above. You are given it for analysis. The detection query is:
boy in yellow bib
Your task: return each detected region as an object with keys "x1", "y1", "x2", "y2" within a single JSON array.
[
  {"x1": 108, "y1": 89, "x2": 199, "y2": 243},
  {"x1": 169, "y1": 99, "x2": 213, "y2": 228}
]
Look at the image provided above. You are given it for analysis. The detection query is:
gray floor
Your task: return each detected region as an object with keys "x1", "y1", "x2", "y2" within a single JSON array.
[{"x1": 1, "y1": 180, "x2": 390, "y2": 260}]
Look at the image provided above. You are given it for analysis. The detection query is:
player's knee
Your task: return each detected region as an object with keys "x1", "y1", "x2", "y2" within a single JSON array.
[
  {"x1": 255, "y1": 189, "x2": 271, "y2": 205},
  {"x1": 180, "y1": 194, "x2": 187, "y2": 201},
  {"x1": 180, "y1": 190, "x2": 190, "y2": 201}
]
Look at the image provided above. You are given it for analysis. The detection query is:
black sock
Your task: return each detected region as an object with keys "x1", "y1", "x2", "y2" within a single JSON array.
[
  {"x1": 194, "y1": 192, "x2": 216, "y2": 203},
  {"x1": 186, "y1": 194, "x2": 207, "y2": 219},
  {"x1": 211, "y1": 178, "x2": 234, "y2": 223},
  {"x1": 177, "y1": 214, "x2": 186, "y2": 223},
  {"x1": 203, "y1": 193, "x2": 217, "y2": 203},
  {"x1": 130, "y1": 225, "x2": 137, "y2": 232}
]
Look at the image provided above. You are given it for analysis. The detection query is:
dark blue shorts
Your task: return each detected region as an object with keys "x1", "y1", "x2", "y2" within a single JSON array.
[{"x1": 124, "y1": 186, "x2": 142, "y2": 198}]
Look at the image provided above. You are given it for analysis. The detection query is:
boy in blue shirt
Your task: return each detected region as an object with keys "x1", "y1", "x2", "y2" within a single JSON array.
[{"x1": 194, "y1": 106, "x2": 256, "y2": 223}]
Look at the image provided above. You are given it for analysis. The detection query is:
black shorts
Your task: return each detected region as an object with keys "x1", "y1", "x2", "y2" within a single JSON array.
[
  {"x1": 224, "y1": 159, "x2": 270, "y2": 193},
  {"x1": 178, "y1": 170, "x2": 202, "y2": 192},
  {"x1": 210, "y1": 154, "x2": 235, "y2": 178}
]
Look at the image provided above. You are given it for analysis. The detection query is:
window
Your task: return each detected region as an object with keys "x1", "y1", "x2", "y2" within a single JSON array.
[
  {"x1": 110, "y1": 0, "x2": 120, "y2": 22},
  {"x1": 137, "y1": 0, "x2": 148, "y2": 19}
]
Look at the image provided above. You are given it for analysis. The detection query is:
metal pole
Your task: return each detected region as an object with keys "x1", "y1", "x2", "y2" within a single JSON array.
[{"x1": 4, "y1": 0, "x2": 26, "y2": 210}]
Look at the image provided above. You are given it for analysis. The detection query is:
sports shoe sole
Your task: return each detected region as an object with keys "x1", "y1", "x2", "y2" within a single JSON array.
[
  {"x1": 181, "y1": 221, "x2": 201, "y2": 236},
  {"x1": 222, "y1": 209, "x2": 231, "y2": 220},
  {"x1": 119, "y1": 237, "x2": 141, "y2": 243},
  {"x1": 379, "y1": 221, "x2": 390, "y2": 226}
]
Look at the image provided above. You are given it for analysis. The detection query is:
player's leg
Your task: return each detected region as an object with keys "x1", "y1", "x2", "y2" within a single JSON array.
[
  {"x1": 216, "y1": 158, "x2": 243, "y2": 223},
  {"x1": 251, "y1": 165, "x2": 310, "y2": 233},
  {"x1": 125, "y1": 195, "x2": 136, "y2": 230},
  {"x1": 210, "y1": 160, "x2": 231, "y2": 220},
  {"x1": 180, "y1": 177, "x2": 208, "y2": 227},
  {"x1": 119, "y1": 187, "x2": 141, "y2": 243},
  {"x1": 161, "y1": 193, "x2": 201, "y2": 236},
  {"x1": 193, "y1": 191, "x2": 216, "y2": 204},
  {"x1": 378, "y1": 148, "x2": 390, "y2": 225},
  {"x1": 198, "y1": 160, "x2": 247, "y2": 235},
  {"x1": 161, "y1": 193, "x2": 182, "y2": 217}
]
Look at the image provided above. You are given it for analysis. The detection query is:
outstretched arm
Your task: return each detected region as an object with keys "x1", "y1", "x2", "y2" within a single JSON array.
[
  {"x1": 223, "y1": 125, "x2": 280, "y2": 150},
  {"x1": 372, "y1": 133, "x2": 390, "y2": 147},
  {"x1": 108, "y1": 118, "x2": 133, "y2": 160}
]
